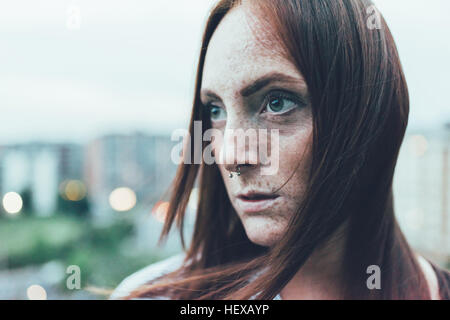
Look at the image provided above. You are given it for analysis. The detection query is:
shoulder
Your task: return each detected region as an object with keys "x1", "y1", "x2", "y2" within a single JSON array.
[
  {"x1": 416, "y1": 254, "x2": 440, "y2": 300},
  {"x1": 421, "y1": 255, "x2": 450, "y2": 300},
  {"x1": 109, "y1": 252, "x2": 187, "y2": 299}
]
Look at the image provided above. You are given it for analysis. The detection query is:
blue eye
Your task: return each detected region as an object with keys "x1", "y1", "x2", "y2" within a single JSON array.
[
  {"x1": 264, "y1": 94, "x2": 299, "y2": 114},
  {"x1": 208, "y1": 105, "x2": 227, "y2": 122}
]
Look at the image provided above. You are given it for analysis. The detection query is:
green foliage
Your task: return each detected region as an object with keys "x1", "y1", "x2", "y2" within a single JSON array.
[
  {"x1": 57, "y1": 195, "x2": 90, "y2": 219},
  {"x1": 0, "y1": 214, "x2": 164, "y2": 295},
  {"x1": 0, "y1": 216, "x2": 84, "y2": 267}
]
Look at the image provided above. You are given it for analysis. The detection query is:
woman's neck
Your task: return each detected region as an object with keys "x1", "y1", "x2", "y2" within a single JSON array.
[{"x1": 279, "y1": 222, "x2": 349, "y2": 300}]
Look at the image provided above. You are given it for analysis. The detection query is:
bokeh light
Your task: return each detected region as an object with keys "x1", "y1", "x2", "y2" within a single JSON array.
[
  {"x1": 26, "y1": 284, "x2": 47, "y2": 300},
  {"x1": 59, "y1": 180, "x2": 87, "y2": 201},
  {"x1": 109, "y1": 187, "x2": 137, "y2": 212},
  {"x1": 152, "y1": 201, "x2": 170, "y2": 223},
  {"x1": 405, "y1": 208, "x2": 424, "y2": 231},
  {"x1": 408, "y1": 134, "x2": 428, "y2": 157},
  {"x1": 2, "y1": 191, "x2": 23, "y2": 215}
]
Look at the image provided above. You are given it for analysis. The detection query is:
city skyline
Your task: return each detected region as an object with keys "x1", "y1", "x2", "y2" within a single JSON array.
[{"x1": 0, "y1": 131, "x2": 178, "y2": 221}]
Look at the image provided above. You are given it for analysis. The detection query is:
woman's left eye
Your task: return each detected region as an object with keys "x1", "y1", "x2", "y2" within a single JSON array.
[{"x1": 262, "y1": 94, "x2": 300, "y2": 114}]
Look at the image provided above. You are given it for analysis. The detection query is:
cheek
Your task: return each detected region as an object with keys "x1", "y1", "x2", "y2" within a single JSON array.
[
  {"x1": 276, "y1": 131, "x2": 313, "y2": 196},
  {"x1": 279, "y1": 133, "x2": 312, "y2": 169}
]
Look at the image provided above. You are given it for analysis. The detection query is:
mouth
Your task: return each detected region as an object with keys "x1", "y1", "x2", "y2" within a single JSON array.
[{"x1": 235, "y1": 191, "x2": 280, "y2": 213}]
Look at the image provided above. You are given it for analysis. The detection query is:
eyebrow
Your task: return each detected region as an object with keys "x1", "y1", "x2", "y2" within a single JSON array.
[{"x1": 200, "y1": 71, "x2": 307, "y2": 101}]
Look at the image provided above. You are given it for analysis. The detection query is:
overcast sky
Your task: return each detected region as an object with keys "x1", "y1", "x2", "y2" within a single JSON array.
[{"x1": 0, "y1": 0, "x2": 449, "y2": 145}]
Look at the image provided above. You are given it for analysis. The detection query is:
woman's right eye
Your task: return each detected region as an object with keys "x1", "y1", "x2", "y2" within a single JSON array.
[{"x1": 208, "y1": 105, "x2": 227, "y2": 122}]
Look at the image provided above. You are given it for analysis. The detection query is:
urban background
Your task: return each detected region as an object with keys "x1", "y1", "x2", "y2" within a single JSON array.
[{"x1": 0, "y1": 0, "x2": 449, "y2": 299}]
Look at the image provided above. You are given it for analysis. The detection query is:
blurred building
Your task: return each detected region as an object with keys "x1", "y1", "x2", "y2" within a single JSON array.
[
  {"x1": 0, "y1": 133, "x2": 178, "y2": 221},
  {"x1": 0, "y1": 142, "x2": 83, "y2": 216},
  {"x1": 84, "y1": 132, "x2": 178, "y2": 222},
  {"x1": 30, "y1": 149, "x2": 58, "y2": 216},
  {"x1": 394, "y1": 124, "x2": 450, "y2": 265}
]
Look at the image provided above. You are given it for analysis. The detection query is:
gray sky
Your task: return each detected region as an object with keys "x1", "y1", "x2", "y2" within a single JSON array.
[{"x1": 0, "y1": 0, "x2": 449, "y2": 145}]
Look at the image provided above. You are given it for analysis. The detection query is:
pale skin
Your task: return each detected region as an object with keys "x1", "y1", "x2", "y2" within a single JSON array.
[{"x1": 199, "y1": 4, "x2": 439, "y2": 299}]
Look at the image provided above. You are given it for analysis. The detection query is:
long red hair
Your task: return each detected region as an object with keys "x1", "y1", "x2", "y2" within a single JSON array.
[{"x1": 127, "y1": 0, "x2": 431, "y2": 299}]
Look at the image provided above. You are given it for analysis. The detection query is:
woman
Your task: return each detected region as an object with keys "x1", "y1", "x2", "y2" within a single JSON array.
[{"x1": 111, "y1": 0, "x2": 450, "y2": 300}]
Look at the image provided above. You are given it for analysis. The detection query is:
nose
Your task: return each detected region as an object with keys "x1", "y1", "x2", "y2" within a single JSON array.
[{"x1": 220, "y1": 124, "x2": 259, "y2": 175}]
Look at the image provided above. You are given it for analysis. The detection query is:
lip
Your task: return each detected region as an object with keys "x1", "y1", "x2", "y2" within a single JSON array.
[{"x1": 235, "y1": 191, "x2": 280, "y2": 213}]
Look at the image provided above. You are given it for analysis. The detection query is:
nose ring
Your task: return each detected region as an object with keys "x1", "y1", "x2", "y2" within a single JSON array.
[{"x1": 229, "y1": 165, "x2": 241, "y2": 178}]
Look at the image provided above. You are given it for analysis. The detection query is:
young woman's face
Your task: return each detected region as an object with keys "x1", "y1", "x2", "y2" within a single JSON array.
[{"x1": 200, "y1": 5, "x2": 313, "y2": 247}]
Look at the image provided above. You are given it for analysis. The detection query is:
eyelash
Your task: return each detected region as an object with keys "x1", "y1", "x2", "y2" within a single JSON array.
[
  {"x1": 203, "y1": 89, "x2": 307, "y2": 122},
  {"x1": 261, "y1": 90, "x2": 306, "y2": 115}
]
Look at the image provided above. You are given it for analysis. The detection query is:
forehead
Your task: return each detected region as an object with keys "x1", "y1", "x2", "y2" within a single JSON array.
[{"x1": 201, "y1": 5, "x2": 303, "y2": 94}]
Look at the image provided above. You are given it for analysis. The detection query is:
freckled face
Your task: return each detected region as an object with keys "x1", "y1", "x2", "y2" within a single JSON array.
[{"x1": 200, "y1": 5, "x2": 313, "y2": 247}]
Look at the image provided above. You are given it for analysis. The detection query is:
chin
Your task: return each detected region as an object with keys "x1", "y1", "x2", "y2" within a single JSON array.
[{"x1": 241, "y1": 214, "x2": 287, "y2": 247}]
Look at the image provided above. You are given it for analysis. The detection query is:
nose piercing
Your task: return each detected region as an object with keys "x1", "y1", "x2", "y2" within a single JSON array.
[{"x1": 229, "y1": 165, "x2": 241, "y2": 178}]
